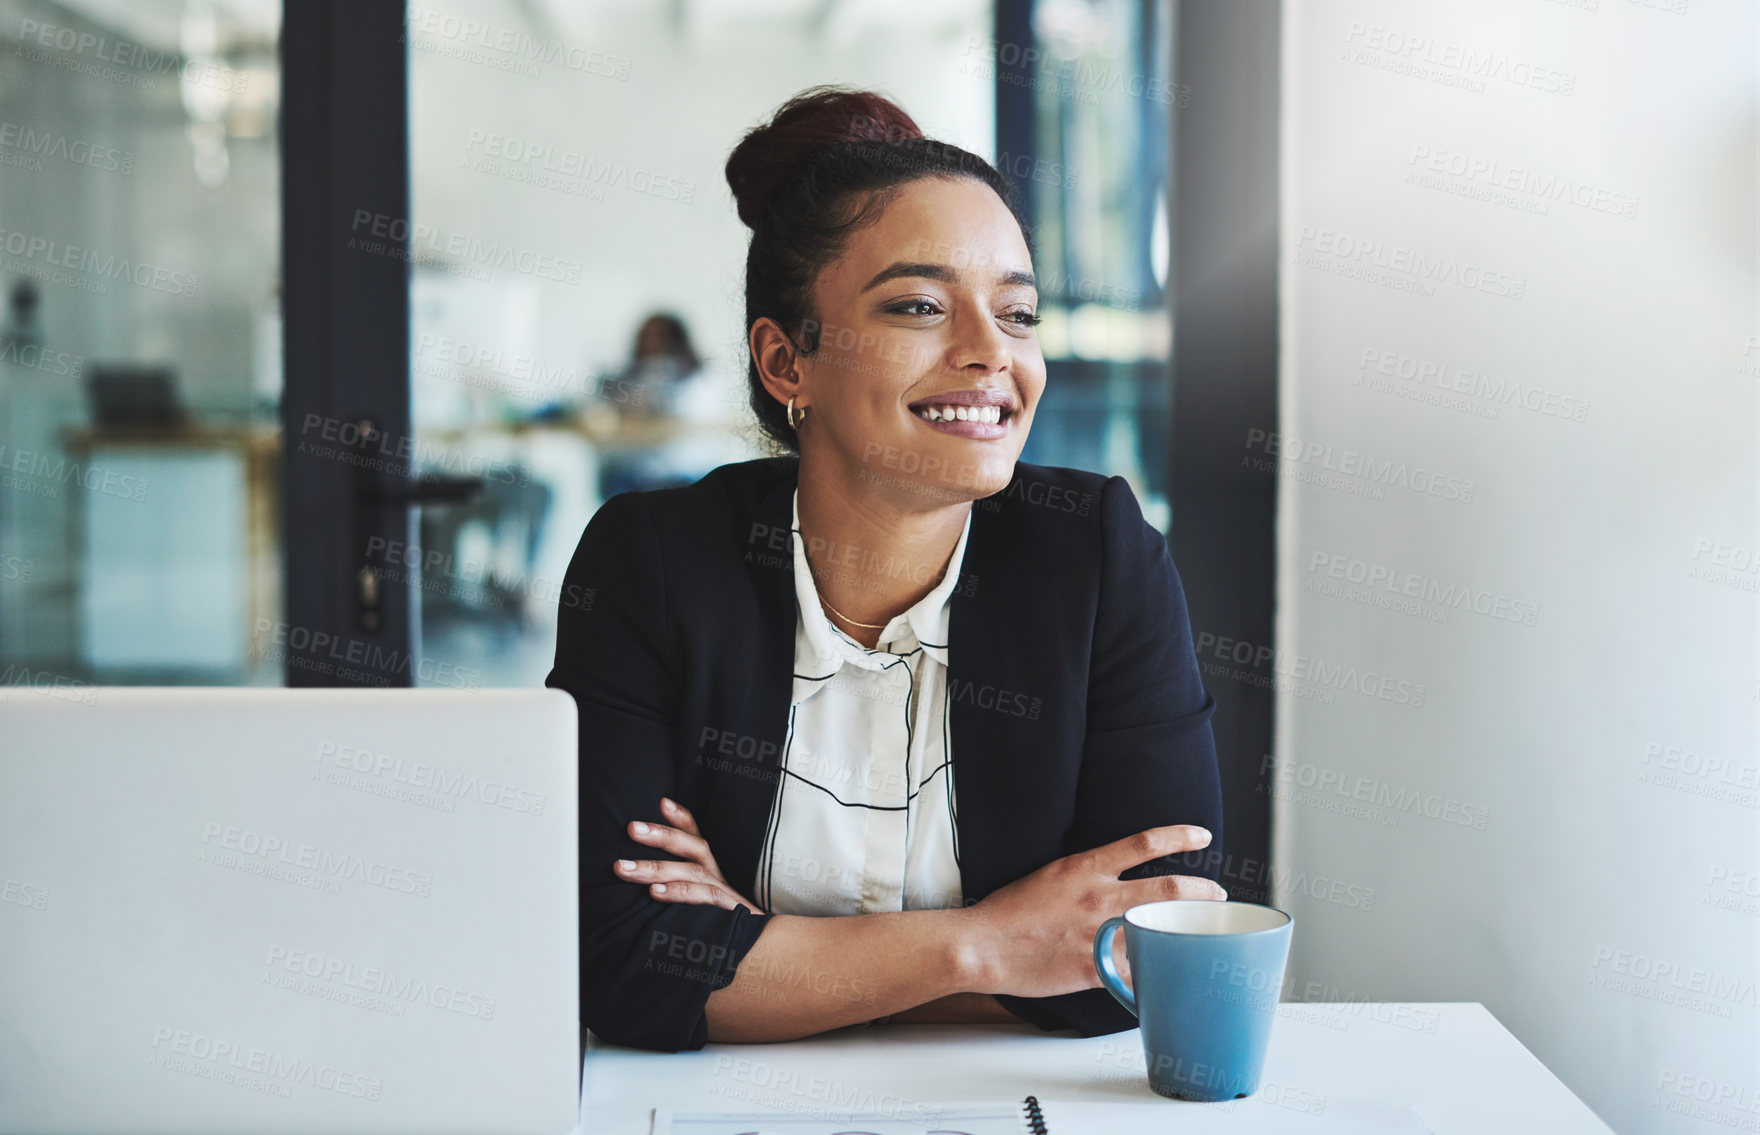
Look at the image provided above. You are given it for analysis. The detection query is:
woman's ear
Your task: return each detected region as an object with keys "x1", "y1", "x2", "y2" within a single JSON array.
[{"x1": 750, "y1": 316, "x2": 804, "y2": 411}]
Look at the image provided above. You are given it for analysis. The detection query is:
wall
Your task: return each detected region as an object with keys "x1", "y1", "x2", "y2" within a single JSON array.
[{"x1": 1274, "y1": 2, "x2": 1756, "y2": 1132}]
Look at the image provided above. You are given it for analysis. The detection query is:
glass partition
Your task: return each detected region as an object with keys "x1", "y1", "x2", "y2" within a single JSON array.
[{"x1": 0, "y1": 0, "x2": 282, "y2": 688}]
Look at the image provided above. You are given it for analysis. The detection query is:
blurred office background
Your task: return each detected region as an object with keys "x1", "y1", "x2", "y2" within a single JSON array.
[
  {"x1": 0, "y1": 2, "x2": 1753, "y2": 1133},
  {"x1": 0, "y1": 0, "x2": 1172, "y2": 689}
]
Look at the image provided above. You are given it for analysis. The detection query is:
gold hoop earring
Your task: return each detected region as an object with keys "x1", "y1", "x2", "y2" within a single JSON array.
[{"x1": 787, "y1": 396, "x2": 808, "y2": 431}]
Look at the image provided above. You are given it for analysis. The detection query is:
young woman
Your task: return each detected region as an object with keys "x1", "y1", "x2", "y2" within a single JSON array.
[{"x1": 546, "y1": 86, "x2": 1224, "y2": 1052}]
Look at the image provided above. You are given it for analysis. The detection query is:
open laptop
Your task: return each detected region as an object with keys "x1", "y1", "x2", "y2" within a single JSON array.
[
  {"x1": 0, "y1": 688, "x2": 579, "y2": 1135},
  {"x1": 85, "y1": 364, "x2": 187, "y2": 429}
]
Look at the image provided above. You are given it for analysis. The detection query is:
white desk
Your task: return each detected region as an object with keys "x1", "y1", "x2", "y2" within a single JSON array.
[{"x1": 578, "y1": 1003, "x2": 1612, "y2": 1134}]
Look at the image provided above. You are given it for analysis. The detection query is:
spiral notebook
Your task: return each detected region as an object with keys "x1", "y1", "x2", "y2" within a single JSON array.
[
  {"x1": 653, "y1": 1092, "x2": 1434, "y2": 1133},
  {"x1": 654, "y1": 1096, "x2": 1052, "y2": 1134}
]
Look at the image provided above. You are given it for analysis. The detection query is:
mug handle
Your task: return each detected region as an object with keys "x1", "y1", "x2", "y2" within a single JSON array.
[{"x1": 1092, "y1": 916, "x2": 1136, "y2": 1016}]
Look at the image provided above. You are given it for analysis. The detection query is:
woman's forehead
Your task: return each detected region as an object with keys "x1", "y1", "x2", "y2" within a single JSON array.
[{"x1": 827, "y1": 178, "x2": 1034, "y2": 291}]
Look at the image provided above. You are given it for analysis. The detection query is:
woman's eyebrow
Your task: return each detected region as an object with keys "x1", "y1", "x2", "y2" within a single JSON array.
[
  {"x1": 861, "y1": 261, "x2": 952, "y2": 292},
  {"x1": 860, "y1": 262, "x2": 1039, "y2": 293}
]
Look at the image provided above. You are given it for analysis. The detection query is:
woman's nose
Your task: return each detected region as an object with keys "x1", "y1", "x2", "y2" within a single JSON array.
[{"x1": 950, "y1": 307, "x2": 1012, "y2": 374}]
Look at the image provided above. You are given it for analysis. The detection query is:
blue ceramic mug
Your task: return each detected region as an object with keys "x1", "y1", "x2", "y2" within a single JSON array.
[{"x1": 1093, "y1": 900, "x2": 1293, "y2": 1102}]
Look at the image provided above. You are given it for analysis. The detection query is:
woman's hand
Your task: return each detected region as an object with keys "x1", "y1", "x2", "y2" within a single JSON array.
[
  {"x1": 959, "y1": 824, "x2": 1223, "y2": 999},
  {"x1": 612, "y1": 797, "x2": 766, "y2": 913}
]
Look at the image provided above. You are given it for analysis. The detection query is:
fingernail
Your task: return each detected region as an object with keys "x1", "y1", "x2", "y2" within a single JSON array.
[
  {"x1": 615, "y1": 859, "x2": 635, "y2": 871},
  {"x1": 1191, "y1": 827, "x2": 1211, "y2": 842},
  {"x1": 632, "y1": 821, "x2": 648, "y2": 835},
  {"x1": 652, "y1": 883, "x2": 667, "y2": 894},
  {"x1": 661, "y1": 798, "x2": 677, "y2": 812}
]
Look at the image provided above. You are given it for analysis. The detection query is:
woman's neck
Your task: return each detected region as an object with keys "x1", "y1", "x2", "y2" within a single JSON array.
[{"x1": 795, "y1": 456, "x2": 972, "y2": 651}]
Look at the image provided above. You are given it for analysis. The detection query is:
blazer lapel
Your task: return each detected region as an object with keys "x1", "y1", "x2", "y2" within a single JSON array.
[
  {"x1": 947, "y1": 470, "x2": 1061, "y2": 902},
  {"x1": 713, "y1": 461, "x2": 799, "y2": 903}
]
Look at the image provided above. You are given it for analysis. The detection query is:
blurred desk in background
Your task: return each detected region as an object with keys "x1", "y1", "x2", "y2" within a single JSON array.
[
  {"x1": 62, "y1": 424, "x2": 279, "y2": 677},
  {"x1": 418, "y1": 408, "x2": 750, "y2": 453}
]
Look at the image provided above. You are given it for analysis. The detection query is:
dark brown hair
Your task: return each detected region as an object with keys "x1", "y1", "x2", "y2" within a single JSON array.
[{"x1": 724, "y1": 85, "x2": 1035, "y2": 452}]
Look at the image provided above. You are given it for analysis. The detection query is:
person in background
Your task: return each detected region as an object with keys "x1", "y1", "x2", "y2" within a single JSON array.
[
  {"x1": 606, "y1": 313, "x2": 700, "y2": 420},
  {"x1": 593, "y1": 312, "x2": 726, "y2": 498}
]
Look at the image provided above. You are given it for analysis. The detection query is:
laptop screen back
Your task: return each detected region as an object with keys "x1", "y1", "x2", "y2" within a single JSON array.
[{"x1": 0, "y1": 687, "x2": 579, "y2": 1135}]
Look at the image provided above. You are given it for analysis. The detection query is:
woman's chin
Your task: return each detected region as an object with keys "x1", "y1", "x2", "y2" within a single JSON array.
[
  {"x1": 859, "y1": 438, "x2": 1004, "y2": 496},
  {"x1": 910, "y1": 463, "x2": 1016, "y2": 507}
]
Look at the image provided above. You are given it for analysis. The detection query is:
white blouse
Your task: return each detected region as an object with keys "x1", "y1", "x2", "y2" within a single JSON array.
[{"x1": 753, "y1": 489, "x2": 970, "y2": 916}]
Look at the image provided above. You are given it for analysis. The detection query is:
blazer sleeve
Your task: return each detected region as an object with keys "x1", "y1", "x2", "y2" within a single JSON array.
[
  {"x1": 544, "y1": 492, "x2": 774, "y2": 1052},
  {"x1": 993, "y1": 475, "x2": 1224, "y2": 1037}
]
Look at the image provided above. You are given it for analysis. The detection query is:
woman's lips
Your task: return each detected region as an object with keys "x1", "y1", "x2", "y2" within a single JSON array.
[{"x1": 908, "y1": 401, "x2": 1014, "y2": 440}]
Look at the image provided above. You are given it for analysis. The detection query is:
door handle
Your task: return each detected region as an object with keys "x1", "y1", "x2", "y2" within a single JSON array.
[
  {"x1": 362, "y1": 473, "x2": 483, "y2": 506},
  {"x1": 348, "y1": 418, "x2": 485, "y2": 632}
]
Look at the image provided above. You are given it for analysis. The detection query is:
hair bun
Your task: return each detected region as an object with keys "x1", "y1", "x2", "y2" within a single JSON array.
[{"x1": 725, "y1": 85, "x2": 922, "y2": 229}]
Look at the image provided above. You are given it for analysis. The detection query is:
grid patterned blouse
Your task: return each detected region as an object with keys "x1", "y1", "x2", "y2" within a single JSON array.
[{"x1": 754, "y1": 488, "x2": 971, "y2": 916}]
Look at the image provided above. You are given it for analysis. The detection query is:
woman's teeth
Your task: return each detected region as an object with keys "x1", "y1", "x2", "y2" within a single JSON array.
[{"x1": 913, "y1": 404, "x2": 1004, "y2": 423}]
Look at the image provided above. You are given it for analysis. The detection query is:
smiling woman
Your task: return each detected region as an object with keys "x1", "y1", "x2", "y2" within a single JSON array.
[
  {"x1": 545, "y1": 85, "x2": 1225, "y2": 1052},
  {"x1": 728, "y1": 87, "x2": 1043, "y2": 499}
]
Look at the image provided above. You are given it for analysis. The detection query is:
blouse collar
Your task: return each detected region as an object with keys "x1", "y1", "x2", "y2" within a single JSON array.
[{"x1": 789, "y1": 486, "x2": 971, "y2": 705}]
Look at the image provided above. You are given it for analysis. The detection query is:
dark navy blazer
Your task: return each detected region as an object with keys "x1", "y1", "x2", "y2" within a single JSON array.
[{"x1": 545, "y1": 456, "x2": 1223, "y2": 1052}]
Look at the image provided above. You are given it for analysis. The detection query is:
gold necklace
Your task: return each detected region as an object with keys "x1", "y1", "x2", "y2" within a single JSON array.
[
  {"x1": 818, "y1": 593, "x2": 889, "y2": 630},
  {"x1": 805, "y1": 559, "x2": 946, "y2": 631}
]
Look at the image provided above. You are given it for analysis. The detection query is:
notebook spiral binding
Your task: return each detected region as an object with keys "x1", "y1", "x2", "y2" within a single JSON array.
[{"x1": 1021, "y1": 1094, "x2": 1050, "y2": 1133}]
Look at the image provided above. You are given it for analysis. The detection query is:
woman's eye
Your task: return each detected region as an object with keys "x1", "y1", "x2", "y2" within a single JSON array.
[
  {"x1": 1004, "y1": 310, "x2": 1042, "y2": 327},
  {"x1": 886, "y1": 300, "x2": 942, "y2": 317}
]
